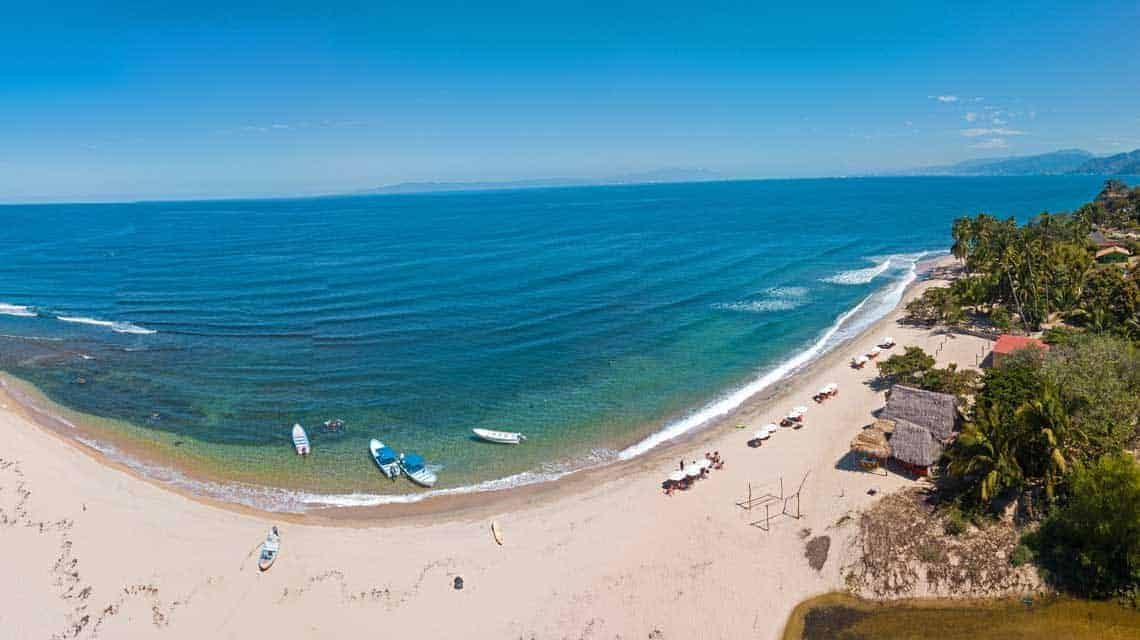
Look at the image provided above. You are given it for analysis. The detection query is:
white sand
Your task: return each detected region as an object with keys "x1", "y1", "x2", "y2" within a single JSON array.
[{"x1": 0, "y1": 260, "x2": 993, "y2": 639}]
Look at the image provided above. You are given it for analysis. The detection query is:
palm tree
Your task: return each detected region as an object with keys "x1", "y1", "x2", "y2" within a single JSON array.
[
  {"x1": 1015, "y1": 381, "x2": 1080, "y2": 500},
  {"x1": 947, "y1": 405, "x2": 1024, "y2": 506}
]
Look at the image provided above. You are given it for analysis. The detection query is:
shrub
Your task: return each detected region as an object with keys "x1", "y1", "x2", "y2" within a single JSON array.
[
  {"x1": 943, "y1": 507, "x2": 968, "y2": 536},
  {"x1": 1010, "y1": 544, "x2": 1033, "y2": 567},
  {"x1": 1028, "y1": 453, "x2": 1140, "y2": 598}
]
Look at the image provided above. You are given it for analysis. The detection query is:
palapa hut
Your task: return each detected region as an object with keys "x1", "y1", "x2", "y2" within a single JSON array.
[
  {"x1": 889, "y1": 419, "x2": 944, "y2": 476},
  {"x1": 871, "y1": 417, "x2": 896, "y2": 435},
  {"x1": 881, "y1": 385, "x2": 957, "y2": 442},
  {"x1": 850, "y1": 426, "x2": 891, "y2": 461}
]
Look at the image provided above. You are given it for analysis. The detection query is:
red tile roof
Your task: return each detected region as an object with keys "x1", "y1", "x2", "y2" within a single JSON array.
[{"x1": 994, "y1": 334, "x2": 1049, "y2": 355}]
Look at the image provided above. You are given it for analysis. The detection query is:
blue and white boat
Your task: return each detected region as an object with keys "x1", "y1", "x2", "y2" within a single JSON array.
[
  {"x1": 369, "y1": 439, "x2": 401, "y2": 479},
  {"x1": 399, "y1": 452, "x2": 437, "y2": 487}
]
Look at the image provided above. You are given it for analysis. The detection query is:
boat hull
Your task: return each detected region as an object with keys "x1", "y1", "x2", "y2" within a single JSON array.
[{"x1": 472, "y1": 428, "x2": 525, "y2": 444}]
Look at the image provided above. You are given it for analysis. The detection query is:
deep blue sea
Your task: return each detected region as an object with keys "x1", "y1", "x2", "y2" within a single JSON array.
[{"x1": 0, "y1": 176, "x2": 1108, "y2": 510}]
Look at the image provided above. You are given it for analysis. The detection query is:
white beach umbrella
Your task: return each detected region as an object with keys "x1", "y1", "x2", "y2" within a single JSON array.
[
  {"x1": 755, "y1": 429, "x2": 772, "y2": 440},
  {"x1": 854, "y1": 355, "x2": 869, "y2": 365},
  {"x1": 685, "y1": 466, "x2": 702, "y2": 478},
  {"x1": 697, "y1": 458, "x2": 712, "y2": 469},
  {"x1": 868, "y1": 347, "x2": 882, "y2": 356},
  {"x1": 818, "y1": 386, "x2": 831, "y2": 396},
  {"x1": 881, "y1": 336, "x2": 894, "y2": 346},
  {"x1": 668, "y1": 470, "x2": 686, "y2": 482},
  {"x1": 825, "y1": 383, "x2": 838, "y2": 393},
  {"x1": 763, "y1": 423, "x2": 779, "y2": 433}
]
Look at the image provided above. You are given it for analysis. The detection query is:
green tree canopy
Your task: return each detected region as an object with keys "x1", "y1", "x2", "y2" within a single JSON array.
[{"x1": 1028, "y1": 453, "x2": 1140, "y2": 600}]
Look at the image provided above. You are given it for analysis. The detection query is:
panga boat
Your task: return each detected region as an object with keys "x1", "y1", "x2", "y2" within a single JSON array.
[
  {"x1": 399, "y1": 452, "x2": 437, "y2": 487},
  {"x1": 370, "y1": 439, "x2": 401, "y2": 480},
  {"x1": 472, "y1": 428, "x2": 527, "y2": 444},
  {"x1": 292, "y1": 424, "x2": 310, "y2": 456},
  {"x1": 258, "y1": 526, "x2": 281, "y2": 571}
]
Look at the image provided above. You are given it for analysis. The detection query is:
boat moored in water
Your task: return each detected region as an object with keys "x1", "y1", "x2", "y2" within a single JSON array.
[
  {"x1": 471, "y1": 428, "x2": 527, "y2": 444},
  {"x1": 291, "y1": 424, "x2": 310, "y2": 456},
  {"x1": 369, "y1": 439, "x2": 401, "y2": 479},
  {"x1": 399, "y1": 452, "x2": 438, "y2": 487}
]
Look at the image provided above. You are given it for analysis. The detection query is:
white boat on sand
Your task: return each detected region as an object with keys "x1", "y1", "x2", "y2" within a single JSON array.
[
  {"x1": 399, "y1": 452, "x2": 438, "y2": 487},
  {"x1": 258, "y1": 526, "x2": 280, "y2": 571},
  {"x1": 292, "y1": 424, "x2": 310, "y2": 456},
  {"x1": 472, "y1": 428, "x2": 527, "y2": 444},
  {"x1": 369, "y1": 439, "x2": 401, "y2": 480}
]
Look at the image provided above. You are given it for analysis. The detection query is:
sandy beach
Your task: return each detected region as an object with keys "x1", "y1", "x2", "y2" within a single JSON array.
[{"x1": 0, "y1": 256, "x2": 996, "y2": 639}]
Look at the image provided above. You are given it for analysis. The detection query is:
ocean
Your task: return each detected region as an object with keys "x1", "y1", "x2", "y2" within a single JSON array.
[{"x1": 0, "y1": 176, "x2": 1107, "y2": 511}]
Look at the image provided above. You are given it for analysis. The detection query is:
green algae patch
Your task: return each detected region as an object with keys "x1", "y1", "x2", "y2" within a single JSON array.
[{"x1": 783, "y1": 593, "x2": 1140, "y2": 640}]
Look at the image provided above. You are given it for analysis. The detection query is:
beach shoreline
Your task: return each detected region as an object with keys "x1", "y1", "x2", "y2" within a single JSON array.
[
  {"x1": 2, "y1": 254, "x2": 955, "y2": 526},
  {"x1": 0, "y1": 253, "x2": 1005, "y2": 639}
]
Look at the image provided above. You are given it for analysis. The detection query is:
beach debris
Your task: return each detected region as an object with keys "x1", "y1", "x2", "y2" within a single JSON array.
[
  {"x1": 453, "y1": 576, "x2": 464, "y2": 590},
  {"x1": 490, "y1": 520, "x2": 504, "y2": 546}
]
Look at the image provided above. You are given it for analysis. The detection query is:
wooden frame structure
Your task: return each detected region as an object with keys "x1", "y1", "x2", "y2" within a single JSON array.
[{"x1": 735, "y1": 472, "x2": 809, "y2": 531}]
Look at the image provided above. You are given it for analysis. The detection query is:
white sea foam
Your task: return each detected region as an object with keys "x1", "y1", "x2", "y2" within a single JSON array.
[
  {"x1": 57, "y1": 315, "x2": 157, "y2": 335},
  {"x1": 822, "y1": 256, "x2": 894, "y2": 285},
  {"x1": 713, "y1": 286, "x2": 810, "y2": 313},
  {"x1": 67, "y1": 431, "x2": 619, "y2": 513},
  {"x1": 0, "y1": 302, "x2": 36, "y2": 317},
  {"x1": 618, "y1": 252, "x2": 932, "y2": 461}
]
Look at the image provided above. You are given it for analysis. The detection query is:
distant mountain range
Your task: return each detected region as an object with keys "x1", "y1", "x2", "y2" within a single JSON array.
[
  {"x1": 356, "y1": 151, "x2": 1140, "y2": 198},
  {"x1": 359, "y1": 168, "x2": 722, "y2": 195},
  {"x1": 895, "y1": 148, "x2": 1140, "y2": 177},
  {"x1": 1071, "y1": 149, "x2": 1140, "y2": 175}
]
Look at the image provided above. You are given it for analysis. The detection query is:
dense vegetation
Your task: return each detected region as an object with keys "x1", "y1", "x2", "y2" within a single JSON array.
[
  {"x1": 904, "y1": 181, "x2": 1140, "y2": 605},
  {"x1": 906, "y1": 180, "x2": 1140, "y2": 335}
]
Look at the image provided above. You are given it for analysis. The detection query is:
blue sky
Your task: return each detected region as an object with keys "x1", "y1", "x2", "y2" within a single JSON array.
[{"x1": 2, "y1": 1, "x2": 1138, "y2": 202}]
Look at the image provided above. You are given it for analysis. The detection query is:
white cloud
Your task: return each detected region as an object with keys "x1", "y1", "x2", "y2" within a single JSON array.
[
  {"x1": 965, "y1": 112, "x2": 978, "y2": 123},
  {"x1": 973, "y1": 97, "x2": 985, "y2": 102},
  {"x1": 934, "y1": 95, "x2": 959, "y2": 103},
  {"x1": 960, "y1": 127, "x2": 1026, "y2": 137},
  {"x1": 992, "y1": 117, "x2": 1007, "y2": 125},
  {"x1": 971, "y1": 138, "x2": 1009, "y2": 149}
]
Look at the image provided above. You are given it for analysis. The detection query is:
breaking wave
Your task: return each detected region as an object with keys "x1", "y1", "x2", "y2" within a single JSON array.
[
  {"x1": 55, "y1": 316, "x2": 157, "y2": 335},
  {"x1": 713, "y1": 286, "x2": 810, "y2": 313}
]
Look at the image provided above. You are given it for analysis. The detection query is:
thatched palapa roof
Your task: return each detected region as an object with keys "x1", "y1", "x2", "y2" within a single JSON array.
[
  {"x1": 890, "y1": 419, "x2": 944, "y2": 467},
  {"x1": 850, "y1": 426, "x2": 891, "y2": 459},
  {"x1": 881, "y1": 385, "x2": 957, "y2": 442},
  {"x1": 872, "y1": 418, "x2": 896, "y2": 435}
]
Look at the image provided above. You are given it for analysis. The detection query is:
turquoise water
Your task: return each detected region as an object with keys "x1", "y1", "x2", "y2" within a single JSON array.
[{"x1": 0, "y1": 176, "x2": 1106, "y2": 509}]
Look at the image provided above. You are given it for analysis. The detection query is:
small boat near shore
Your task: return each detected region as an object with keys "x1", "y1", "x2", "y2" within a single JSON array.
[
  {"x1": 369, "y1": 439, "x2": 401, "y2": 479},
  {"x1": 291, "y1": 424, "x2": 310, "y2": 456},
  {"x1": 399, "y1": 452, "x2": 437, "y2": 487},
  {"x1": 257, "y1": 526, "x2": 281, "y2": 571},
  {"x1": 472, "y1": 428, "x2": 527, "y2": 444}
]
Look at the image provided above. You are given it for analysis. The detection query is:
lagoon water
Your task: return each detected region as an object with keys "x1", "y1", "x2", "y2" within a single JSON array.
[{"x1": 0, "y1": 176, "x2": 1106, "y2": 509}]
